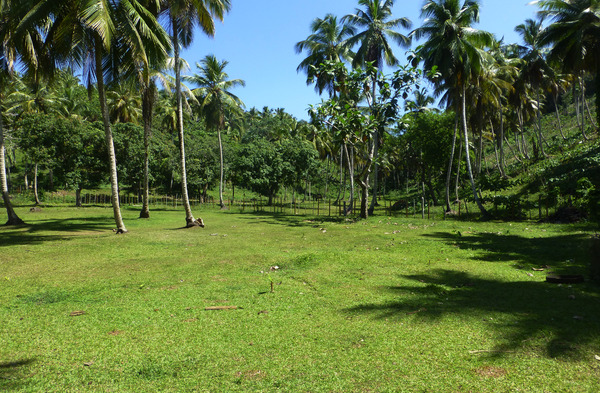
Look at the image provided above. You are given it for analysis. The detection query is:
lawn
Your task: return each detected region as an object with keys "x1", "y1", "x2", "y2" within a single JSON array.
[{"x1": 1, "y1": 205, "x2": 599, "y2": 392}]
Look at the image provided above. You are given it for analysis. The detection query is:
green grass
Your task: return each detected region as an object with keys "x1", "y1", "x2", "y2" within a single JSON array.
[{"x1": 1, "y1": 205, "x2": 600, "y2": 392}]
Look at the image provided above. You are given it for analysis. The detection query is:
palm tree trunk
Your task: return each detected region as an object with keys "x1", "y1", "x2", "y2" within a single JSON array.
[
  {"x1": 455, "y1": 139, "x2": 462, "y2": 202},
  {"x1": 96, "y1": 37, "x2": 127, "y2": 233},
  {"x1": 0, "y1": 93, "x2": 24, "y2": 226},
  {"x1": 368, "y1": 76, "x2": 379, "y2": 215},
  {"x1": 140, "y1": 84, "x2": 153, "y2": 219},
  {"x1": 579, "y1": 75, "x2": 588, "y2": 141},
  {"x1": 172, "y1": 18, "x2": 203, "y2": 228},
  {"x1": 460, "y1": 85, "x2": 489, "y2": 218},
  {"x1": 33, "y1": 162, "x2": 40, "y2": 205},
  {"x1": 218, "y1": 128, "x2": 225, "y2": 209},
  {"x1": 498, "y1": 103, "x2": 506, "y2": 177},
  {"x1": 552, "y1": 93, "x2": 566, "y2": 140},
  {"x1": 536, "y1": 89, "x2": 546, "y2": 157},
  {"x1": 445, "y1": 116, "x2": 459, "y2": 212}
]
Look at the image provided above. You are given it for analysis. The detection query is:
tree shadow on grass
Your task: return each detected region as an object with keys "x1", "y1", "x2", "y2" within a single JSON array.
[
  {"x1": 423, "y1": 231, "x2": 592, "y2": 274},
  {"x1": 0, "y1": 359, "x2": 35, "y2": 391},
  {"x1": 233, "y1": 210, "x2": 346, "y2": 228},
  {"x1": 0, "y1": 217, "x2": 114, "y2": 247},
  {"x1": 346, "y1": 269, "x2": 600, "y2": 360}
]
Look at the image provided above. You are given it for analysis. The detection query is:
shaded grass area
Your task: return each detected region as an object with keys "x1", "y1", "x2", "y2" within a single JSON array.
[{"x1": 1, "y1": 205, "x2": 599, "y2": 392}]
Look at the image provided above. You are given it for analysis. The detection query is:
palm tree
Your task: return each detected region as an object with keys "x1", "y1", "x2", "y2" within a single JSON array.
[
  {"x1": 295, "y1": 14, "x2": 355, "y2": 97},
  {"x1": 412, "y1": 0, "x2": 493, "y2": 218},
  {"x1": 106, "y1": 83, "x2": 142, "y2": 124},
  {"x1": 185, "y1": 54, "x2": 245, "y2": 209},
  {"x1": 161, "y1": 0, "x2": 231, "y2": 228},
  {"x1": 23, "y1": 0, "x2": 171, "y2": 233},
  {"x1": 515, "y1": 18, "x2": 553, "y2": 157},
  {"x1": 538, "y1": 0, "x2": 600, "y2": 127},
  {"x1": 0, "y1": 0, "x2": 50, "y2": 225},
  {"x1": 343, "y1": 0, "x2": 412, "y2": 215}
]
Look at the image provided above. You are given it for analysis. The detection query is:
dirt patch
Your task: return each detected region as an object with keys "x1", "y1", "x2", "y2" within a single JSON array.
[
  {"x1": 474, "y1": 366, "x2": 507, "y2": 378},
  {"x1": 235, "y1": 370, "x2": 266, "y2": 381},
  {"x1": 108, "y1": 330, "x2": 124, "y2": 336}
]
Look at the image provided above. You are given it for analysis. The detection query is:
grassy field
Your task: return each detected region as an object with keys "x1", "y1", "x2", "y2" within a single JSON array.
[{"x1": 1, "y1": 204, "x2": 599, "y2": 392}]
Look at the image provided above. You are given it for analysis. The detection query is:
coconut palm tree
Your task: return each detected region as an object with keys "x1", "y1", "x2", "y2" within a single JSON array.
[
  {"x1": 0, "y1": 0, "x2": 51, "y2": 225},
  {"x1": 21, "y1": 0, "x2": 171, "y2": 233},
  {"x1": 411, "y1": 0, "x2": 493, "y2": 218},
  {"x1": 161, "y1": 0, "x2": 231, "y2": 228},
  {"x1": 515, "y1": 18, "x2": 554, "y2": 157},
  {"x1": 538, "y1": 0, "x2": 600, "y2": 127},
  {"x1": 185, "y1": 54, "x2": 245, "y2": 209},
  {"x1": 295, "y1": 14, "x2": 355, "y2": 97},
  {"x1": 343, "y1": 0, "x2": 412, "y2": 215}
]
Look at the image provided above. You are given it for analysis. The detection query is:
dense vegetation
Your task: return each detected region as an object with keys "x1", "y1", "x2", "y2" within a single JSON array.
[{"x1": 1, "y1": 0, "x2": 600, "y2": 229}]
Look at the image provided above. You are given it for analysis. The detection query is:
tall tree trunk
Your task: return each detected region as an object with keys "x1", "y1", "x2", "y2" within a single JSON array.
[
  {"x1": 172, "y1": 18, "x2": 203, "y2": 228},
  {"x1": 140, "y1": 83, "x2": 153, "y2": 219},
  {"x1": 217, "y1": 128, "x2": 225, "y2": 209},
  {"x1": 460, "y1": 85, "x2": 489, "y2": 219},
  {"x1": 343, "y1": 143, "x2": 354, "y2": 216},
  {"x1": 445, "y1": 116, "x2": 459, "y2": 212},
  {"x1": 0, "y1": 94, "x2": 24, "y2": 225},
  {"x1": 368, "y1": 74, "x2": 380, "y2": 216},
  {"x1": 95, "y1": 37, "x2": 127, "y2": 233},
  {"x1": 498, "y1": 103, "x2": 506, "y2": 177},
  {"x1": 455, "y1": 139, "x2": 462, "y2": 202},
  {"x1": 368, "y1": 130, "x2": 379, "y2": 215},
  {"x1": 579, "y1": 75, "x2": 588, "y2": 141},
  {"x1": 552, "y1": 93, "x2": 567, "y2": 140},
  {"x1": 75, "y1": 186, "x2": 82, "y2": 208},
  {"x1": 536, "y1": 89, "x2": 547, "y2": 157},
  {"x1": 33, "y1": 162, "x2": 40, "y2": 205}
]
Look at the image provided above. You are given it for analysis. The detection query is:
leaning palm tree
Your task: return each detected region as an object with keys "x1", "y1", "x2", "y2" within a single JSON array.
[
  {"x1": 185, "y1": 54, "x2": 245, "y2": 209},
  {"x1": 295, "y1": 14, "x2": 355, "y2": 97},
  {"x1": 161, "y1": 0, "x2": 231, "y2": 227},
  {"x1": 412, "y1": 0, "x2": 493, "y2": 218},
  {"x1": 343, "y1": 0, "x2": 412, "y2": 214},
  {"x1": 538, "y1": 0, "x2": 600, "y2": 130}
]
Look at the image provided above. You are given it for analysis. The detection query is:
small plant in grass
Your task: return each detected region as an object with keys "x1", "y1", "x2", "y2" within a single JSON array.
[{"x1": 267, "y1": 273, "x2": 274, "y2": 293}]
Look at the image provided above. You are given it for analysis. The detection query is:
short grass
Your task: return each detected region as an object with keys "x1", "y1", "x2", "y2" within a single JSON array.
[{"x1": 1, "y1": 204, "x2": 600, "y2": 392}]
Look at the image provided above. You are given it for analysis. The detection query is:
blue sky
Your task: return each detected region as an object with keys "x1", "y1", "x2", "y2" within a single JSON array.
[{"x1": 181, "y1": 0, "x2": 539, "y2": 120}]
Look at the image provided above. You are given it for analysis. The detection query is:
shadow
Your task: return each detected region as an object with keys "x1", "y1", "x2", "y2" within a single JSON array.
[
  {"x1": 0, "y1": 359, "x2": 35, "y2": 390},
  {"x1": 0, "y1": 216, "x2": 114, "y2": 247},
  {"x1": 230, "y1": 210, "x2": 346, "y2": 228},
  {"x1": 423, "y1": 231, "x2": 592, "y2": 274},
  {"x1": 346, "y1": 269, "x2": 600, "y2": 360}
]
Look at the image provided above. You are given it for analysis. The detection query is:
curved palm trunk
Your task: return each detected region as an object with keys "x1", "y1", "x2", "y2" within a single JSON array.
[
  {"x1": 96, "y1": 37, "x2": 127, "y2": 233},
  {"x1": 368, "y1": 76, "x2": 379, "y2": 215},
  {"x1": 172, "y1": 18, "x2": 203, "y2": 228},
  {"x1": 217, "y1": 128, "x2": 225, "y2": 209},
  {"x1": 0, "y1": 96, "x2": 24, "y2": 225},
  {"x1": 445, "y1": 116, "x2": 459, "y2": 212},
  {"x1": 460, "y1": 85, "x2": 489, "y2": 219}
]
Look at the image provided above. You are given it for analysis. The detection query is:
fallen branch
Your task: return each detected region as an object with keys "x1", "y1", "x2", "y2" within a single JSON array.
[
  {"x1": 469, "y1": 349, "x2": 515, "y2": 354},
  {"x1": 204, "y1": 306, "x2": 238, "y2": 311}
]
